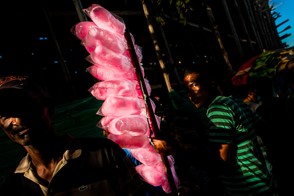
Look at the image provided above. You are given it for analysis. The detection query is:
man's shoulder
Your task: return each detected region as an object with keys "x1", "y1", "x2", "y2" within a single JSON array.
[
  {"x1": 210, "y1": 95, "x2": 231, "y2": 106},
  {"x1": 212, "y1": 95, "x2": 244, "y2": 105}
]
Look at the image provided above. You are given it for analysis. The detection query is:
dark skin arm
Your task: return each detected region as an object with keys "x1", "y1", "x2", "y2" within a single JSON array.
[
  {"x1": 219, "y1": 144, "x2": 230, "y2": 162},
  {"x1": 151, "y1": 138, "x2": 168, "y2": 153}
]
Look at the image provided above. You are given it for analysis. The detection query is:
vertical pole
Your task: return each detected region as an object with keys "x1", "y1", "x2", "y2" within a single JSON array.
[
  {"x1": 72, "y1": 0, "x2": 88, "y2": 22},
  {"x1": 125, "y1": 29, "x2": 178, "y2": 195},
  {"x1": 232, "y1": 0, "x2": 256, "y2": 54},
  {"x1": 141, "y1": 0, "x2": 172, "y2": 93},
  {"x1": 205, "y1": 3, "x2": 233, "y2": 75},
  {"x1": 221, "y1": 0, "x2": 244, "y2": 57}
]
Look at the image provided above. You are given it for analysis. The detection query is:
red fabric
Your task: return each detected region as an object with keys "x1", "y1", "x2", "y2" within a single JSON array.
[{"x1": 231, "y1": 55, "x2": 259, "y2": 86}]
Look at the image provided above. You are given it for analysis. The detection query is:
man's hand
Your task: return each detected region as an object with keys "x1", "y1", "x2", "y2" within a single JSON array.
[{"x1": 150, "y1": 138, "x2": 172, "y2": 154}]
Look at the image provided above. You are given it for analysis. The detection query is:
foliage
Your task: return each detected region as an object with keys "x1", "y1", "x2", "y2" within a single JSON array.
[{"x1": 150, "y1": 0, "x2": 193, "y2": 25}]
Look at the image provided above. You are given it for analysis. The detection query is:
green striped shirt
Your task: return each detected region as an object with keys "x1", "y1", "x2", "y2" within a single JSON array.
[{"x1": 207, "y1": 95, "x2": 274, "y2": 195}]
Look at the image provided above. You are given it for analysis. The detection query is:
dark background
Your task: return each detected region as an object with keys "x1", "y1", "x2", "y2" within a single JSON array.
[
  {"x1": 0, "y1": 0, "x2": 287, "y2": 188},
  {"x1": 0, "y1": 0, "x2": 159, "y2": 104}
]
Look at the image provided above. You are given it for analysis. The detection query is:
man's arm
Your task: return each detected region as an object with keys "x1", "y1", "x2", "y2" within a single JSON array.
[{"x1": 219, "y1": 143, "x2": 231, "y2": 161}]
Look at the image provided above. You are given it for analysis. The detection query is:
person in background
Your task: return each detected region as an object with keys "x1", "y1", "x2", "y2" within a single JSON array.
[
  {"x1": 242, "y1": 87, "x2": 261, "y2": 112},
  {"x1": 255, "y1": 74, "x2": 294, "y2": 196},
  {"x1": 0, "y1": 75, "x2": 147, "y2": 196},
  {"x1": 182, "y1": 65, "x2": 278, "y2": 195},
  {"x1": 153, "y1": 114, "x2": 225, "y2": 196},
  {"x1": 234, "y1": 71, "x2": 294, "y2": 196},
  {"x1": 239, "y1": 77, "x2": 274, "y2": 112},
  {"x1": 151, "y1": 68, "x2": 225, "y2": 195}
]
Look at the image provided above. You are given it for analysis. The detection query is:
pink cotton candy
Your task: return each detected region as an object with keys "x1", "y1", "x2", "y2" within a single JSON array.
[
  {"x1": 89, "y1": 79, "x2": 138, "y2": 100},
  {"x1": 83, "y1": 4, "x2": 125, "y2": 36},
  {"x1": 129, "y1": 145, "x2": 162, "y2": 166},
  {"x1": 161, "y1": 177, "x2": 172, "y2": 193},
  {"x1": 108, "y1": 133, "x2": 150, "y2": 148},
  {"x1": 107, "y1": 115, "x2": 149, "y2": 136},
  {"x1": 169, "y1": 157, "x2": 180, "y2": 190},
  {"x1": 160, "y1": 155, "x2": 180, "y2": 193},
  {"x1": 121, "y1": 32, "x2": 143, "y2": 63},
  {"x1": 97, "y1": 96, "x2": 146, "y2": 117},
  {"x1": 90, "y1": 45, "x2": 133, "y2": 71},
  {"x1": 134, "y1": 65, "x2": 146, "y2": 81},
  {"x1": 98, "y1": 116, "x2": 115, "y2": 130},
  {"x1": 74, "y1": 21, "x2": 97, "y2": 40},
  {"x1": 135, "y1": 164, "x2": 163, "y2": 187},
  {"x1": 135, "y1": 45, "x2": 143, "y2": 63},
  {"x1": 84, "y1": 26, "x2": 127, "y2": 54},
  {"x1": 135, "y1": 153, "x2": 180, "y2": 193},
  {"x1": 123, "y1": 44, "x2": 143, "y2": 64},
  {"x1": 135, "y1": 78, "x2": 151, "y2": 98},
  {"x1": 73, "y1": 4, "x2": 180, "y2": 193},
  {"x1": 154, "y1": 114, "x2": 161, "y2": 130},
  {"x1": 89, "y1": 79, "x2": 150, "y2": 100},
  {"x1": 87, "y1": 64, "x2": 137, "y2": 81}
]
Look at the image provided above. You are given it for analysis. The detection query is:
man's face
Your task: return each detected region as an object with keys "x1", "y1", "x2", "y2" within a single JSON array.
[
  {"x1": 0, "y1": 90, "x2": 51, "y2": 146},
  {"x1": 183, "y1": 72, "x2": 209, "y2": 108},
  {"x1": 0, "y1": 115, "x2": 32, "y2": 146}
]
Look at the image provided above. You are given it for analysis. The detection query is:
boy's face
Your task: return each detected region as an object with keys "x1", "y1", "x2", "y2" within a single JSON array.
[{"x1": 183, "y1": 72, "x2": 209, "y2": 108}]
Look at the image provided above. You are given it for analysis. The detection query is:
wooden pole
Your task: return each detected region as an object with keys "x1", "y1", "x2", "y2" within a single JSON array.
[
  {"x1": 205, "y1": 3, "x2": 233, "y2": 75},
  {"x1": 125, "y1": 28, "x2": 178, "y2": 195},
  {"x1": 141, "y1": 0, "x2": 172, "y2": 93}
]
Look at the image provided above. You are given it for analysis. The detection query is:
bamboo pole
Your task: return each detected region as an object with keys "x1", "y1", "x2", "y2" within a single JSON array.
[
  {"x1": 243, "y1": 0, "x2": 263, "y2": 51},
  {"x1": 141, "y1": 0, "x2": 172, "y2": 93},
  {"x1": 232, "y1": 0, "x2": 256, "y2": 54},
  {"x1": 139, "y1": 1, "x2": 178, "y2": 195},
  {"x1": 72, "y1": 0, "x2": 88, "y2": 22},
  {"x1": 205, "y1": 3, "x2": 233, "y2": 75},
  {"x1": 125, "y1": 29, "x2": 178, "y2": 195},
  {"x1": 221, "y1": 0, "x2": 244, "y2": 57}
]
